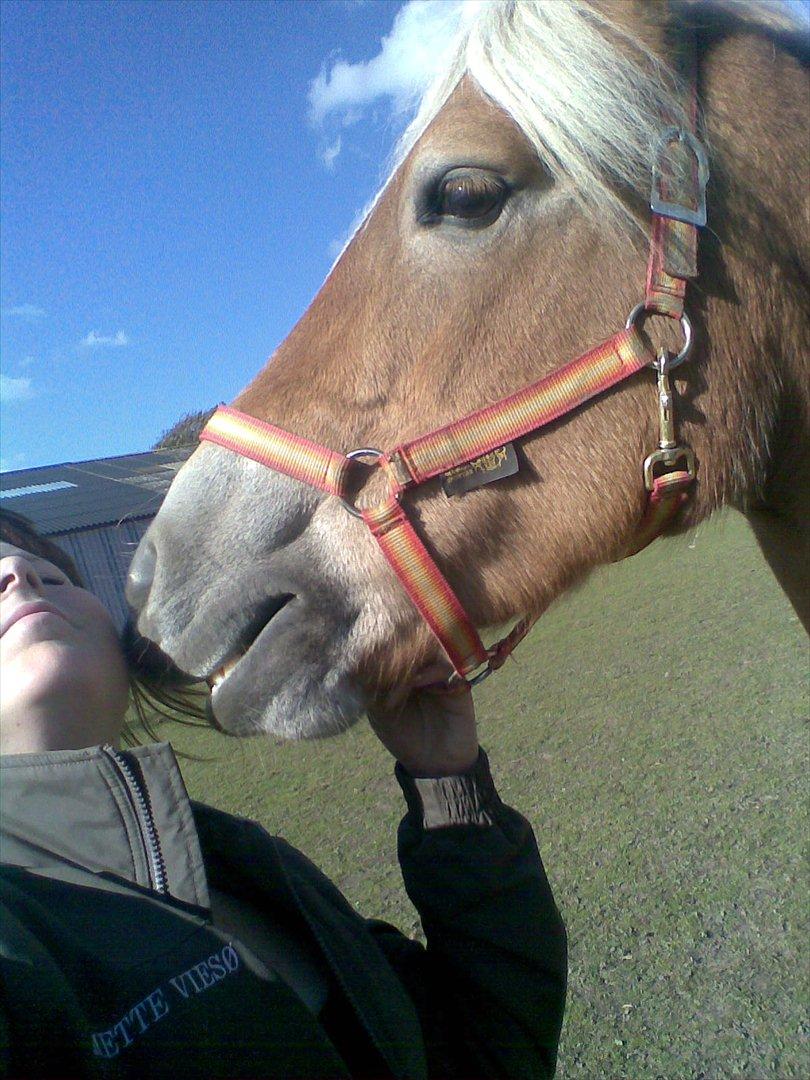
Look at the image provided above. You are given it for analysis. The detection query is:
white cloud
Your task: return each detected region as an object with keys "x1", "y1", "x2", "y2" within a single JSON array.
[
  {"x1": 322, "y1": 135, "x2": 343, "y2": 170},
  {"x1": 80, "y1": 330, "x2": 130, "y2": 348},
  {"x1": 308, "y1": 0, "x2": 468, "y2": 124},
  {"x1": 0, "y1": 454, "x2": 28, "y2": 473},
  {"x1": 327, "y1": 236, "x2": 346, "y2": 262},
  {"x1": 1, "y1": 304, "x2": 46, "y2": 319},
  {"x1": 0, "y1": 373, "x2": 34, "y2": 404}
]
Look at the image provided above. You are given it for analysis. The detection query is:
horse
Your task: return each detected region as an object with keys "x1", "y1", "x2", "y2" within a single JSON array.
[{"x1": 126, "y1": 0, "x2": 809, "y2": 740}]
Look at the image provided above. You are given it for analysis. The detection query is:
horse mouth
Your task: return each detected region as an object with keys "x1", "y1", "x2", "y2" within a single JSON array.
[{"x1": 205, "y1": 594, "x2": 294, "y2": 695}]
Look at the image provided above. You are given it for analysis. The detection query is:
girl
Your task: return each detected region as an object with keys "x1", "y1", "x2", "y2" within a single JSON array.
[{"x1": 0, "y1": 508, "x2": 566, "y2": 1078}]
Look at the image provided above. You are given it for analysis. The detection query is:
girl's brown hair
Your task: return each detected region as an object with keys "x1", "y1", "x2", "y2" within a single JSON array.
[{"x1": 0, "y1": 507, "x2": 85, "y2": 586}]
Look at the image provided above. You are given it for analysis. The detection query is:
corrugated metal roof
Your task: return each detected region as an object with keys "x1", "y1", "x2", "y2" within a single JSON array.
[
  {"x1": 0, "y1": 447, "x2": 194, "y2": 535},
  {"x1": 57, "y1": 520, "x2": 153, "y2": 629}
]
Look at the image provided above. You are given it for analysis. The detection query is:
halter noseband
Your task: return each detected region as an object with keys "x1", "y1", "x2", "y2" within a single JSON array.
[{"x1": 200, "y1": 68, "x2": 708, "y2": 689}]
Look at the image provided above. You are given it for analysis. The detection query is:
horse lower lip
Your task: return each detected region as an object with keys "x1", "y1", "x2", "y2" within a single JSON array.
[
  {"x1": 205, "y1": 594, "x2": 309, "y2": 732},
  {"x1": 206, "y1": 696, "x2": 227, "y2": 733}
]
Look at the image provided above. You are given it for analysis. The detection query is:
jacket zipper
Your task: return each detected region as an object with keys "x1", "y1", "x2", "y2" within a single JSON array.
[{"x1": 101, "y1": 745, "x2": 169, "y2": 894}]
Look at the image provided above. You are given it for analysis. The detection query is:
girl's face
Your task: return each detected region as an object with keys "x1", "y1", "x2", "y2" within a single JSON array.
[{"x1": 0, "y1": 543, "x2": 129, "y2": 752}]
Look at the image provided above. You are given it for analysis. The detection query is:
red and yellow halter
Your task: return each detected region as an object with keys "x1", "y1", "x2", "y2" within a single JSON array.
[{"x1": 200, "y1": 98, "x2": 708, "y2": 688}]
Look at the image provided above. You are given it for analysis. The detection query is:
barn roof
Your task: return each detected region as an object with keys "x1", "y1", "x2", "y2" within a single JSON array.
[{"x1": 0, "y1": 447, "x2": 194, "y2": 535}]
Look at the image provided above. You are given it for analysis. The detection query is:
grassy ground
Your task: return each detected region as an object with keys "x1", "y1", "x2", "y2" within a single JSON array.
[{"x1": 163, "y1": 510, "x2": 808, "y2": 1080}]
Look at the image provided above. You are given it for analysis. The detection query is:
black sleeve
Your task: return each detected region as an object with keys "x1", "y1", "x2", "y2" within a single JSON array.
[{"x1": 368, "y1": 749, "x2": 567, "y2": 1079}]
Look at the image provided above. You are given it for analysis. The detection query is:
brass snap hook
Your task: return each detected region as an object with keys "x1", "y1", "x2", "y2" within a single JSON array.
[{"x1": 642, "y1": 348, "x2": 696, "y2": 491}]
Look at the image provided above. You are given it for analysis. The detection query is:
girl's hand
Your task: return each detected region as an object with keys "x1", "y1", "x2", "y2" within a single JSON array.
[{"x1": 367, "y1": 663, "x2": 478, "y2": 777}]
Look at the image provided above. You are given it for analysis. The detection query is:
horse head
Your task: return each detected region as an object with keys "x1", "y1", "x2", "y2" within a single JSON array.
[{"x1": 127, "y1": 0, "x2": 809, "y2": 737}]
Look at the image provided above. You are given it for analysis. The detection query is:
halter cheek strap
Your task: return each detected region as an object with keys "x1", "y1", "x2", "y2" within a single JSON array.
[
  {"x1": 199, "y1": 71, "x2": 708, "y2": 686},
  {"x1": 385, "y1": 329, "x2": 649, "y2": 487}
]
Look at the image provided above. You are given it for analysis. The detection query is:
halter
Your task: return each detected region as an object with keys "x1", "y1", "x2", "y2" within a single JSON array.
[{"x1": 200, "y1": 76, "x2": 708, "y2": 689}]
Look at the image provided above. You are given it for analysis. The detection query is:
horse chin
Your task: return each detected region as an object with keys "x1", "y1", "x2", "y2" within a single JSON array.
[
  {"x1": 209, "y1": 658, "x2": 365, "y2": 740},
  {"x1": 204, "y1": 607, "x2": 366, "y2": 739}
]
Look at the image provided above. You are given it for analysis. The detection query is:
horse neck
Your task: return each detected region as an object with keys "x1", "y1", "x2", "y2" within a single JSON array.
[{"x1": 689, "y1": 15, "x2": 809, "y2": 524}]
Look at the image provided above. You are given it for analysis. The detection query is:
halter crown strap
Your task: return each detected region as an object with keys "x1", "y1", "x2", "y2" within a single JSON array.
[
  {"x1": 645, "y1": 130, "x2": 707, "y2": 318},
  {"x1": 644, "y1": 35, "x2": 707, "y2": 319}
]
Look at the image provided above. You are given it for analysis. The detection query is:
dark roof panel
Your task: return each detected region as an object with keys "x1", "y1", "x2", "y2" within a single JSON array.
[
  {"x1": 0, "y1": 446, "x2": 194, "y2": 535},
  {"x1": 0, "y1": 465, "x2": 84, "y2": 489}
]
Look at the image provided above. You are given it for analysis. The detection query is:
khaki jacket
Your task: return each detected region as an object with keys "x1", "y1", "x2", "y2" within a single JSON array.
[{"x1": 0, "y1": 742, "x2": 566, "y2": 1078}]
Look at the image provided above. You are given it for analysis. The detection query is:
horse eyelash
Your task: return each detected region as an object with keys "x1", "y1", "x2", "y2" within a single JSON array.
[{"x1": 418, "y1": 172, "x2": 513, "y2": 228}]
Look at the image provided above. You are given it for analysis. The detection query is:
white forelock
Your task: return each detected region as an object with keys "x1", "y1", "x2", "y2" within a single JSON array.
[
  {"x1": 393, "y1": 0, "x2": 690, "y2": 224},
  {"x1": 331, "y1": 0, "x2": 793, "y2": 269}
]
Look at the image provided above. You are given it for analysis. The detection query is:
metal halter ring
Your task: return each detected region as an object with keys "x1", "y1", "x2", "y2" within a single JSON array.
[
  {"x1": 465, "y1": 664, "x2": 495, "y2": 688},
  {"x1": 443, "y1": 663, "x2": 493, "y2": 692},
  {"x1": 625, "y1": 303, "x2": 693, "y2": 370},
  {"x1": 340, "y1": 447, "x2": 385, "y2": 518}
]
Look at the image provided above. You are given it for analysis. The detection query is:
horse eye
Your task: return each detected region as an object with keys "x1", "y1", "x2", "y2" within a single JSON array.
[{"x1": 435, "y1": 171, "x2": 508, "y2": 223}]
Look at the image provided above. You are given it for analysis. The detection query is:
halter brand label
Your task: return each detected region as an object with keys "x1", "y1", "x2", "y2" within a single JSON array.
[{"x1": 442, "y1": 443, "x2": 519, "y2": 497}]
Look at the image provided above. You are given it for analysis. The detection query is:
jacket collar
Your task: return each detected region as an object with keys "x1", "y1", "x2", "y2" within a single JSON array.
[{"x1": 0, "y1": 742, "x2": 209, "y2": 909}]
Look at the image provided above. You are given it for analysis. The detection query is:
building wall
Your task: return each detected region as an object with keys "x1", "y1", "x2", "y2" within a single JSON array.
[{"x1": 56, "y1": 519, "x2": 152, "y2": 630}]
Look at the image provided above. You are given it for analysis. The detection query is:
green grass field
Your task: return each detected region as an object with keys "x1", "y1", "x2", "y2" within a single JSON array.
[{"x1": 163, "y1": 510, "x2": 809, "y2": 1079}]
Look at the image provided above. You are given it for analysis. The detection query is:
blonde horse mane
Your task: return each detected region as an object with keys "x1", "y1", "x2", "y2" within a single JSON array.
[
  {"x1": 338, "y1": 0, "x2": 804, "y2": 250},
  {"x1": 396, "y1": 1, "x2": 690, "y2": 223}
]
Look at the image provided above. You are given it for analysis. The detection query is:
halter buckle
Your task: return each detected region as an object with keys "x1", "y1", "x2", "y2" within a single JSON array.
[
  {"x1": 446, "y1": 662, "x2": 494, "y2": 691},
  {"x1": 650, "y1": 127, "x2": 709, "y2": 227}
]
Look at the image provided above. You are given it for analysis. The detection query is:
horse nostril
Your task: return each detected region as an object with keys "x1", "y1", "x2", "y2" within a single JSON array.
[{"x1": 126, "y1": 538, "x2": 157, "y2": 612}]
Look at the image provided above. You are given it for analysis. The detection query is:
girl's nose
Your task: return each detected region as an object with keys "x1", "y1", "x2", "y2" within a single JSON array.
[{"x1": 0, "y1": 557, "x2": 44, "y2": 597}]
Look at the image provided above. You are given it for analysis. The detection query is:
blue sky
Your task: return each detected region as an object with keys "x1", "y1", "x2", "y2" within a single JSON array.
[
  {"x1": 0, "y1": 0, "x2": 464, "y2": 472},
  {"x1": 2, "y1": 0, "x2": 807, "y2": 474}
]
